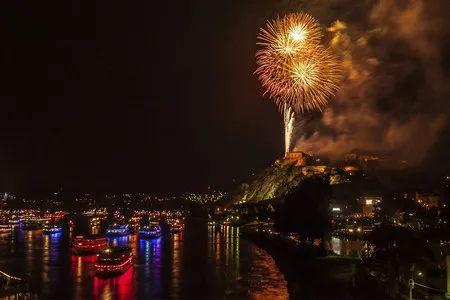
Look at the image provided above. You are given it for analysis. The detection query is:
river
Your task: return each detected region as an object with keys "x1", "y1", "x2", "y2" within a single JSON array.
[{"x1": 0, "y1": 220, "x2": 288, "y2": 299}]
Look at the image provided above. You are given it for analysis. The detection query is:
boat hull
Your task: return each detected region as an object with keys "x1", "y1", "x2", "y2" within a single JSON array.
[
  {"x1": 105, "y1": 232, "x2": 129, "y2": 238},
  {"x1": 72, "y1": 243, "x2": 109, "y2": 255},
  {"x1": 72, "y1": 246, "x2": 108, "y2": 256},
  {"x1": 42, "y1": 228, "x2": 62, "y2": 234},
  {"x1": 170, "y1": 226, "x2": 184, "y2": 234},
  {"x1": 94, "y1": 258, "x2": 133, "y2": 278},
  {"x1": 105, "y1": 227, "x2": 130, "y2": 238},
  {"x1": 139, "y1": 232, "x2": 161, "y2": 239}
]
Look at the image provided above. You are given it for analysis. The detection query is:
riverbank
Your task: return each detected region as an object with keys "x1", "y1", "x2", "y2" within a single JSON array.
[{"x1": 242, "y1": 231, "x2": 388, "y2": 299}]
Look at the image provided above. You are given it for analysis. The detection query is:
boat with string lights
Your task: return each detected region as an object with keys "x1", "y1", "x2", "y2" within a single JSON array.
[
  {"x1": 138, "y1": 225, "x2": 162, "y2": 239},
  {"x1": 170, "y1": 219, "x2": 184, "y2": 234},
  {"x1": 7, "y1": 217, "x2": 20, "y2": 226},
  {"x1": 89, "y1": 217, "x2": 101, "y2": 227},
  {"x1": 94, "y1": 247, "x2": 134, "y2": 277},
  {"x1": 42, "y1": 224, "x2": 62, "y2": 234},
  {"x1": 72, "y1": 235, "x2": 109, "y2": 255},
  {"x1": 0, "y1": 225, "x2": 11, "y2": 234},
  {"x1": 105, "y1": 224, "x2": 130, "y2": 237}
]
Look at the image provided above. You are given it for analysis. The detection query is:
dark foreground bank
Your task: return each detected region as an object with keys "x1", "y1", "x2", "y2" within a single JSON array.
[{"x1": 242, "y1": 231, "x2": 388, "y2": 299}]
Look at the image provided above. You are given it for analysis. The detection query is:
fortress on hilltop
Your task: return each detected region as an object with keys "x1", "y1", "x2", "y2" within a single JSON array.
[
  {"x1": 284, "y1": 150, "x2": 310, "y2": 166},
  {"x1": 283, "y1": 150, "x2": 328, "y2": 175}
]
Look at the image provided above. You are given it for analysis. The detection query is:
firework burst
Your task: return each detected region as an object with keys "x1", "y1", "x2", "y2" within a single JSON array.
[
  {"x1": 255, "y1": 13, "x2": 342, "y2": 113},
  {"x1": 257, "y1": 13, "x2": 322, "y2": 55},
  {"x1": 278, "y1": 45, "x2": 341, "y2": 112}
]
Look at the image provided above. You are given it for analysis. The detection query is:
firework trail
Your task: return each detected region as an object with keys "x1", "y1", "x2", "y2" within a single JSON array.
[
  {"x1": 283, "y1": 104, "x2": 295, "y2": 155},
  {"x1": 255, "y1": 12, "x2": 342, "y2": 157}
]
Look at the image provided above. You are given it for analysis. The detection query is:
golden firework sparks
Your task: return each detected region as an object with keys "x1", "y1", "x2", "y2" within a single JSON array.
[
  {"x1": 257, "y1": 13, "x2": 322, "y2": 55},
  {"x1": 255, "y1": 13, "x2": 342, "y2": 113}
]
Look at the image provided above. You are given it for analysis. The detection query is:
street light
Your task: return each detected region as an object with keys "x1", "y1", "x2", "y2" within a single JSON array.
[
  {"x1": 409, "y1": 271, "x2": 444, "y2": 300},
  {"x1": 408, "y1": 279, "x2": 414, "y2": 300},
  {"x1": 408, "y1": 269, "x2": 423, "y2": 300}
]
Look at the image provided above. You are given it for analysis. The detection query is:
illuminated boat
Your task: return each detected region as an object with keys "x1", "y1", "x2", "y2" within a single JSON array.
[
  {"x1": 106, "y1": 224, "x2": 130, "y2": 237},
  {"x1": 208, "y1": 220, "x2": 218, "y2": 226},
  {"x1": 94, "y1": 247, "x2": 133, "y2": 277},
  {"x1": 0, "y1": 225, "x2": 11, "y2": 234},
  {"x1": 42, "y1": 224, "x2": 62, "y2": 234},
  {"x1": 7, "y1": 217, "x2": 20, "y2": 226},
  {"x1": 89, "y1": 217, "x2": 101, "y2": 227},
  {"x1": 139, "y1": 225, "x2": 161, "y2": 239},
  {"x1": 44, "y1": 211, "x2": 67, "y2": 222},
  {"x1": 170, "y1": 220, "x2": 184, "y2": 233},
  {"x1": 72, "y1": 235, "x2": 109, "y2": 255}
]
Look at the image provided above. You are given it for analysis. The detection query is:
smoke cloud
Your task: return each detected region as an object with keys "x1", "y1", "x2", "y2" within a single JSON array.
[{"x1": 283, "y1": 0, "x2": 450, "y2": 166}]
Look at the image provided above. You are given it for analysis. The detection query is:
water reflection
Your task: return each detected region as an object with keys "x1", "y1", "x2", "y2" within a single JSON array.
[
  {"x1": 0, "y1": 222, "x2": 288, "y2": 299},
  {"x1": 247, "y1": 245, "x2": 289, "y2": 300},
  {"x1": 205, "y1": 225, "x2": 287, "y2": 298},
  {"x1": 171, "y1": 233, "x2": 182, "y2": 298},
  {"x1": 91, "y1": 226, "x2": 99, "y2": 235},
  {"x1": 330, "y1": 237, "x2": 365, "y2": 256},
  {"x1": 93, "y1": 267, "x2": 134, "y2": 300},
  {"x1": 138, "y1": 237, "x2": 162, "y2": 295},
  {"x1": 72, "y1": 255, "x2": 96, "y2": 299}
]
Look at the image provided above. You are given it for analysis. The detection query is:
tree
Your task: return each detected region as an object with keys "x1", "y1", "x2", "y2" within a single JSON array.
[
  {"x1": 416, "y1": 206, "x2": 439, "y2": 229},
  {"x1": 275, "y1": 176, "x2": 333, "y2": 244},
  {"x1": 367, "y1": 224, "x2": 435, "y2": 297},
  {"x1": 374, "y1": 195, "x2": 397, "y2": 223}
]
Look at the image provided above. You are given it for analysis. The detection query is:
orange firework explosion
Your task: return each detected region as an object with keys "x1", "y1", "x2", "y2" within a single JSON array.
[
  {"x1": 257, "y1": 13, "x2": 322, "y2": 55},
  {"x1": 255, "y1": 13, "x2": 341, "y2": 112},
  {"x1": 279, "y1": 45, "x2": 341, "y2": 112}
]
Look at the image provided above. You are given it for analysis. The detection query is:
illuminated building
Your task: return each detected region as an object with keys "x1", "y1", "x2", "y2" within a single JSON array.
[
  {"x1": 359, "y1": 196, "x2": 382, "y2": 217},
  {"x1": 342, "y1": 166, "x2": 359, "y2": 174},
  {"x1": 345, "y1": 153, "x2": 379, "y2": 162},
  {"x1": 301, "y1": 165, "x2": 328, "y2": 175},
  {"x1": 284, "y1": 151, "x2": 310, "y2": 166},
  {"x1": 416, "y1": 192, "x2": 440, "y2": 208},
  {"x1": 330, "y1": 198, "x2": 350, "y2": 217}
]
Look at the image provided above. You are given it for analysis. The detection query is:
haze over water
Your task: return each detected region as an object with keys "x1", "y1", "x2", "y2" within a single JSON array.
[{"x1": 0, "y1": 220, "x2": 288, "y2": 299}]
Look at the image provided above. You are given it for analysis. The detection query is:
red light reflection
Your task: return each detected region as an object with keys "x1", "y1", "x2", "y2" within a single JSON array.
[{"x1": 93, "y1": 268, "x2": 134, "y2": 300}]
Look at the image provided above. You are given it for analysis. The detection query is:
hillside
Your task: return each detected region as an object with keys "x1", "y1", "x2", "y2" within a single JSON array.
[
  {"x1": 229, "y1": 160, "x2": 306, "y2": 204},
  {"x1": 223, "y1": 157, "x2": 414, "y2": 207}
]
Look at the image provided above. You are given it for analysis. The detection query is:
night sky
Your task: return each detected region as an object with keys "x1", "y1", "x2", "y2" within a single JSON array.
[
  {"x1": 1, "y1": 1, "x2": 284, "y2": 194},
  {"x1": 2, "y1": 1, "x2": 450, "y2": 195}
]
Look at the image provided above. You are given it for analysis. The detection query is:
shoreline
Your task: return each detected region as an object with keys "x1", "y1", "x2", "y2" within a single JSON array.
[
  {"x1": 241, "y1": 231, "x2": 299, "y2": 299},
  {"x1": 242, "y1": 231, "x2": 388, "y2": 299}
]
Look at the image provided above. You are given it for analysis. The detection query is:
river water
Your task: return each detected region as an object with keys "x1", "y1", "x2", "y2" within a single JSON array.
[{"x1": 0, "y1": 220, "x2": 288, "y2": 299}]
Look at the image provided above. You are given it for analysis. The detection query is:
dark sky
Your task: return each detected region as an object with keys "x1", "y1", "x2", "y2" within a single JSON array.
[
  {"x1": 1, "y1": 1, "x2": 284, "y2": 194},
  {"x1": 3, "y1": 0, "x2": 450, "y2": 196}
]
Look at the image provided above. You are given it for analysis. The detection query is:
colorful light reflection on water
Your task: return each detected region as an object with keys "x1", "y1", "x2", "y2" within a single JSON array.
[{"x1": 0, "y1": 221, "x2": 288, "y2": 299}]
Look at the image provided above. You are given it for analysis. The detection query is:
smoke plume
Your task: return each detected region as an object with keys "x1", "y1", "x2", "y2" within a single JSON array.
[{"x1": 282, "y1": 0, "x2": 450, "y2": 166}]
